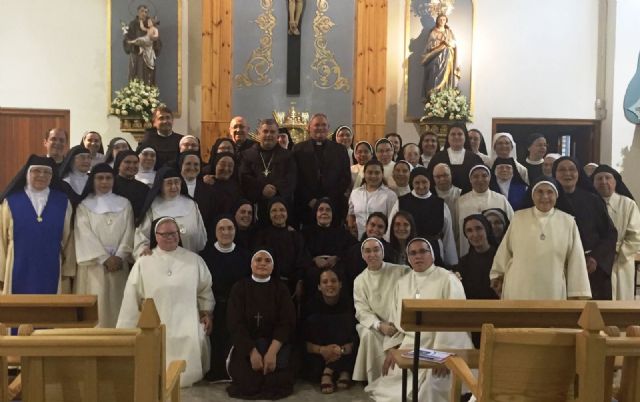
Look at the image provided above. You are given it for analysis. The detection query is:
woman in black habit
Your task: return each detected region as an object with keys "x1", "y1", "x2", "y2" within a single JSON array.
[
  {"x1": 232, "y1": 198, "x2": 256, "y2": 250},
  {"x1": 210, "y1": 152, "x2": 242, "y2": 218},
  {"x1": 426, "y1": 123, "x2": 484, "y2": 194},
  {"x1": 301, "y1": 198, "x2": 357, "y2": 305},
  {"x1": 112, "y1": 150, "x2": 149, "y2": 220},
  {"x1": 343, "y1": 212, "x2": 398, "y2": 290},
  {"x1": 553, "y1": 156, "x2": 617, "y2": 300},
  {"x1": 58, "y1": 145, "x2": 91, "y2": 207},
  {"x1": 103, "y1": 137, "x2": 132, "y2": 167},
  {"x1": 226, "y1": 249, "x2": 296, "y2": 400},
  {"x1": 200, "y1": 214, "x2": 251, "y2": 381},
  {"x1": 253, "y1": 198, "x2": 311, "y2": 300},
  {"x1": 303, "y1": 268, "x2": 357, "y2": 393},
  {"x1": 177, "y1": 150, "x2": 215, "y2": 234}
]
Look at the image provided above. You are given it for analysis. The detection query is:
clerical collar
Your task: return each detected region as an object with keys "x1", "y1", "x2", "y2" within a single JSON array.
[
  {"x1": 157, "y1": 130, "x2": 173, "y2": 138},
  {"x1": 526, "y1": 157, "x2": 544, "y2": 165},
  {"x1": 314, "y1": 141, "x2": 325, "y2": 146},
  {"x1": 411, "y1": 189, "x2": 432, "y2": 199},
  {"x1": 251, "y1": 274, "x2": 271, "y2": 283},
  {"x1": 214, "y1": 242, "x2": 236, "y2": 253}
]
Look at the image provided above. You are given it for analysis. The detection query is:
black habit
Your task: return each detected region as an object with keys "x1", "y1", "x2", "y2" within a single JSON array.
[
  {"x1": 199, "y1": 243, "x2": 251, "y2": 381},
  {"x1": 113, "y1": 175, "x2": 149, "y2": 220},
  {"x1": 426, "y1": 150, "x2": 484, "y2": 194},
  {"x1": 226, "y1": 278, "x2": 296, "y2": 400},
  {"x1": 398, "y1": 192, "x2": 446, "y2": 266}
]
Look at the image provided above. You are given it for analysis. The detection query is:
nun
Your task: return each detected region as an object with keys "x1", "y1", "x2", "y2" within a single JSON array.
[
  {"x1": 522, "y1": 132, "x2": 547, "y2": 181},
  {"x1": 177, "y1": 151, "x2": 215, "y2": 234},
  {"x1": 489, "y1": 157, "x2": 529, "y2": 211},
  {"x1": 58, "y1": 145, "x2": 92, "y2": 206},
  {"x1": 74, "y1": 163, "x2": 134, "y2": 327},
  {"x1": 0, "y1": 155, "x2": 75, "y2": 294},
  {"x1": 134, "y1": 144, "x2": 158, "y2": 187},
  {"x1": 80, "y1": 131, "x2": 105, "y2": 167},
  {"x1": 490, "y1": 177, "x2": 592, "y2": 300},
  {"x1": 104, "y1": 137, "x2": 132, "y2": 167},
  {"x1": 367, "y1": 238, "x2": 472, "y2": 402},
  {"x1": 134, "y1": 167, "x2": 207, "y2": 258},
  {"x1": 117, "y1": 216, "x2": 214, "y2": 387},
  {"x1": 553, "y1": 156, "x2": 617, "y2": 300},
  {"x1": 490, "y1": 132, "x2": 529, "y2": 184},
  {"x1": 112, "y1": 150, "x2": 150, "y2": 220}
]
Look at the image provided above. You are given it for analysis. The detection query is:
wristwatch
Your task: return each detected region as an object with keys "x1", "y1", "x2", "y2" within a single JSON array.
[{"x1": 340, "y1": 346, "x2": 346, "y2": 355}]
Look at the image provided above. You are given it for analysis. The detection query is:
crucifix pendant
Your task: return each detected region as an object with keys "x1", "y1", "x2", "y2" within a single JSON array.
[
  {"x1": 36, "y1": 216, "x2": 43, "y2": 223},
  {"x1": 254, "y1": 312, "x2": 263, "y2": 327},
  {"x1": 263, "y1": 169, "x2": 271, "y2": 177},
  {"x1": 540, "y1": 234, "x2": 546, "y2": 240}
]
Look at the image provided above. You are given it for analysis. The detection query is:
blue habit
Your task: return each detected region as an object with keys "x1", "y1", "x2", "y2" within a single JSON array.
[{"x1": 6, "y1": 189, "x2": 67, "y2": 294}]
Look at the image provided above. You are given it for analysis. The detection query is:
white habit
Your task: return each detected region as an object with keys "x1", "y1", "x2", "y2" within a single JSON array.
[
  {"x1": 490, "y1": 208, "x2": 592, "y2": 300},
  {"x1": 457, "y1": 190, "x2": 514, "y2": 256},
  {"x1": 134, "y1": 195, "x2": 207, "y2": 257},
  {"x1": 367, "y1": 266, "x2": 473, "y2": 402},
  {"x1": 74, "y1": 195, "x2": 133, "y2": 327},
  {"x1": 603, "y1": 193, "x2": 640, "y2": 300},
  {"x1": 117, "y1": 246, "x2": 214, "y2": 387},
  {"x1": 353, "y1": 262, "x2": 410, "y2": 383}
]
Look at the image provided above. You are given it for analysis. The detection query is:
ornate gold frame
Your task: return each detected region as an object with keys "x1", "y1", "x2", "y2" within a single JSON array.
[
  {"x1": 107, "y1": 0, "x2": 182, "y2": 118},
  {"x1": 403, "y1": 0, "x2": 475, "y2": 123}
]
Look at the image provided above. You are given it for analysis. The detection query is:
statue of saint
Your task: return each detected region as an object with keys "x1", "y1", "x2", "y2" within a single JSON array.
[
  {"x1": 123, "y1": 5, "x2": 162, "y2": 85},
  {"x1": 288, "y1": 0, "x2": 304, "y2": 35},
  {"x1": 421, "y1": 14, "x2": 458, "y2": 101}
]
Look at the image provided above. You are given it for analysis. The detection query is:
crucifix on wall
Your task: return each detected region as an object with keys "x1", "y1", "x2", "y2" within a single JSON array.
[{"x1": 287, "y1": 0, "x2": 304, "y2": 95}]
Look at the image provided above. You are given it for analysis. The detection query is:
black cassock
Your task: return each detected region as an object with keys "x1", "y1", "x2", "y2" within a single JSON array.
[
  {"x1": 239, "y1": 144, "x2": 296, "y2": 224},
  {"x1": 226, "y1": 278, "x2": 296, "y2": 400},
  {"x1": 139, "y1": 129, "x2": 183, "y2": 168},
  {"x1": 200, "y1": 242, "x2": 251, "y2": 381},
  {"x1": 292, "y1": 140, "x2": 351, "y2": 225},
  {"x1": 558, "y1": 188, "x2": 617, "y2": 300},
  {"x1": 113, "y1": 175, "x2": 149, "y2": 220}
]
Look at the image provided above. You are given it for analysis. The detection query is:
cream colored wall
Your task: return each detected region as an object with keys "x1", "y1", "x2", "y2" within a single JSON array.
[
  {"x1": 386, "y1": 0, "x2": 600, "y2": 146},
  {"x1": 0, "y1": 0, "x2": 199, "y2": 146}
]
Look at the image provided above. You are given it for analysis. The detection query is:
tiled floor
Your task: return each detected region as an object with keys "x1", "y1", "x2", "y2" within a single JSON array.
[{"x1": 182, "y1": 380, "x2": 371, "y2": 402}]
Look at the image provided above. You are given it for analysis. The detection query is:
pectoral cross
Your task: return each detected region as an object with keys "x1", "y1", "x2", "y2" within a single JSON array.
[
  {"x1": 254, "y1": 312, "x2": 263, "y2": 327},
  {"x1": 263, "y1": 168, "x2": 271, "y2": 177}
]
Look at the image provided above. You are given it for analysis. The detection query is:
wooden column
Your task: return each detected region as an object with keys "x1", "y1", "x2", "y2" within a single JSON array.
[
  {"x1": 353, "y1": 0, "x2": 387, "y2": 144},
  {"x1": 201, "y1": 0, "x2": 233, "y2": 162}
]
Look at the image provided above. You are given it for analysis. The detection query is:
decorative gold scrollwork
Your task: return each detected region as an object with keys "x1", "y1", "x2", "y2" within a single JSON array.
[
  {"x1": 311, "y1": 0, "x2": 350, "y2": 92},
  {"x1": 235, "y1": 0, "x2": 275, "y2": 87}
]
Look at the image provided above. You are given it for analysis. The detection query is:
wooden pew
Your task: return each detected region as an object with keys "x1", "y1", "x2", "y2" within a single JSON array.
[
  {"x1": 398, "y1": 300, "x2": 640, "y2": 401},
  {"x1": 0, "y1": 299, "x2": 185, "y2": 402},
  {"x1": 0, "y1": 295, "x2": 98, "y2": 329}
]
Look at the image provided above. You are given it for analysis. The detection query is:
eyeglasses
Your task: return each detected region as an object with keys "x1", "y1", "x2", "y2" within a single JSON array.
[
  {"x1": 408, "y1": 248, "x2": 431, "y2": 257},
  {"x1": 155, "y1": 231, "x2": 179, "y2": 238}
]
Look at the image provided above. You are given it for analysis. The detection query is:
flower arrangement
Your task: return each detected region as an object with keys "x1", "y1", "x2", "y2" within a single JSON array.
[
  {"x1": 110, "y1": 79, "x2": 163, "y2": 122},
  {"x1": 421, "y1": 87, "x2": 471, "y2": 122}
]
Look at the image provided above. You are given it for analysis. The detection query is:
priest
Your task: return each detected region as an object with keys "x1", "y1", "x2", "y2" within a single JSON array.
[
  {"x1": 239, "y1": 118, "x2": 296, "y2": 224},
  {"x1": 138, "y1": 107, "x2": 184, "y2": 167}
]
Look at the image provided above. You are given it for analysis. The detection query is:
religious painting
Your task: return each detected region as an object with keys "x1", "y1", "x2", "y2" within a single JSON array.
[
  {"x1": 404, "y1": 0, "x2": 473, "y2": 121},
  {"x1": 108, "y1": 0, "x2": 181, "y2": 116}
]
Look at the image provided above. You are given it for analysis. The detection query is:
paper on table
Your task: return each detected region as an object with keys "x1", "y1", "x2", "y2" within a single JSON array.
[{"x1": 401, "y1": 348, "x2": 453, "y2": 362}]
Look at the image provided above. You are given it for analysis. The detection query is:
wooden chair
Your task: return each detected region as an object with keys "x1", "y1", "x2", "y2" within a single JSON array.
[
  {"x1": 445, "y1": 323, "x2": 579, "y2": 402},
  {"x1": 0, "y1": 299, "x2": 185, "y2": 402}
]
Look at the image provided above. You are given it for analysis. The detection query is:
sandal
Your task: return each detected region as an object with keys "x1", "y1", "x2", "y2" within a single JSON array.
[
  {"x1": 336, "y1": 372, "x2": 352, "y2": 390},
  {"x1": 320, "y1": 373, "x2": 335, "y2": 394}
]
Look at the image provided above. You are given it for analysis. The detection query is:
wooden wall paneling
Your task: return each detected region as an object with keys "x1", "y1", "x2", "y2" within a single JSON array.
[
  {"x1": 201, "y1": 0, "x2": 232, "y2": 163},
  {"x1": 0, "y1": 108, "x2": 70, "y2": 190},
  {"x1": 353, "y1": 0, "x2": 387, "y2": 144}
]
